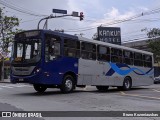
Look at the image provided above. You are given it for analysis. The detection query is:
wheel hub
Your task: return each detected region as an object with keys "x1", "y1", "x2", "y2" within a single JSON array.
[{"x1": 65, "y1": 79, "x2": 72, "y2": 91}]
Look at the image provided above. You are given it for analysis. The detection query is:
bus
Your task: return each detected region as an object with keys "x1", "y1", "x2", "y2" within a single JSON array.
[{"x1": 10, "y1": 30, "x2": 154, "y2": 93}]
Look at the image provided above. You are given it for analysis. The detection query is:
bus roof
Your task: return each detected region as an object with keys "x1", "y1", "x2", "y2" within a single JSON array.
[
  {"x1": 21, "y1": 29, "x2": 153, "y2": 56},
  {"x1": 42, "y1": 29, "x2": 79, "y2": 40}
]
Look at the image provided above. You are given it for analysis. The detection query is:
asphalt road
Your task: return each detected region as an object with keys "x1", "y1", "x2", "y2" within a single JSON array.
[{"x1": 0, "y1": 83, "x2": 160, "y2": 120}]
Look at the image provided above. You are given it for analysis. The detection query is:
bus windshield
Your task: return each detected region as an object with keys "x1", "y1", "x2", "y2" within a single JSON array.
[{"x1": 13, "y1": 38, "x2": 41, "y2": 64}]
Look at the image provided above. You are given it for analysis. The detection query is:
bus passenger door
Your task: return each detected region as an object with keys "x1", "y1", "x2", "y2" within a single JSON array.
[{"x1": 43, "y1": 34, "x2": 62, "y2": 84}]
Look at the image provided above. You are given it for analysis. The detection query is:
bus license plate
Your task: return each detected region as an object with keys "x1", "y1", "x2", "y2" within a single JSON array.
[{"x1": 19, "y1": 79, "x2": 24, "y2": 81}]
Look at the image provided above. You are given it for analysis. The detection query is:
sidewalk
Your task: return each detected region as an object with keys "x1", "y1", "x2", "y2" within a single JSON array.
[{"x1": 0, "y1": 79, "x2": 11, "y2": 83}]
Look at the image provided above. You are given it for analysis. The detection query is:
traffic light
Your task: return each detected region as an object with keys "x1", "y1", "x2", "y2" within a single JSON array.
[{"x1": 80, "y1": 12, "x2": 84, "y2": 21}]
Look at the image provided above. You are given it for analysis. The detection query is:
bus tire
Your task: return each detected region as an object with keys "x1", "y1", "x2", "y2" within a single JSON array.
[
  {"x1": 121, "y1": 77, "x2": 132, "y2": 91},
  {"x1": 60, "y1": 75, "x2": 75, "y2": 93},
  {"x1": 96, "y1": 86, "x2": 109, "y2": 91},
  {"x1": 33, "y1": 84, "x2": 47, "y2": 93}
]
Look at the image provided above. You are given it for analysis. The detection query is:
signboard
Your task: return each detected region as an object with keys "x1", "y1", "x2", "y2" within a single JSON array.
[
  {"x1": 53, "y1": 9, "x2": 67, "y2": 14},
  {"x1": 97, "y1": 27, "x2": 121, "y2": 45}
]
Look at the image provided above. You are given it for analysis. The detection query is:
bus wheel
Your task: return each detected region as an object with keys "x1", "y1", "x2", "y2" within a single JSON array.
[
  {"x1": 33, "y1": 84, "x2": 47, "y2": 93},
  {"x1": 60, "y1": 75, "x2": 75, "y2": 93},
  {"x1": 121, "y1": 77, "x2": 132, "y2": 91},
  {"x1": 96, "y1": 86, "x2": 109, "y2": 91}
]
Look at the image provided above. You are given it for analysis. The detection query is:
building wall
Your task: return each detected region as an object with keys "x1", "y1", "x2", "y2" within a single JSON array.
[{"x1": 122, "y1": 40, "x2": 149, "y2": 51}]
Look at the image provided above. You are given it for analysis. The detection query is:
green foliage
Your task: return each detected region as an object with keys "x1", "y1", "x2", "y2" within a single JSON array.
[
  {"x1": 143, "y1": 28, "x2": 160, "y2": 63},
  {"x1": 0, "y1": 7, "x2": 21, "y2": 56},
  {"x1": 92, "y1": 33, "x2": 98, "y2": 40},
  {"x1": 147, "y1": 40, "x2": 160, "y2": 62},
  {"x1": 147, "y1": 28, "x2": 160, "y2": 38}
]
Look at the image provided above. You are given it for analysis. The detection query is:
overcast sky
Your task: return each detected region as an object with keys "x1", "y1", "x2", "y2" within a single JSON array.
[{"x1": 1, "y1": 0, "x2": 160, "y2": 42}]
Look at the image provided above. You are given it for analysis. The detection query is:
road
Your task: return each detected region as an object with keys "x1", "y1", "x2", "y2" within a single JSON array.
[{"x1": 0, "y1": 83, "x2": 160, "y2": 120}]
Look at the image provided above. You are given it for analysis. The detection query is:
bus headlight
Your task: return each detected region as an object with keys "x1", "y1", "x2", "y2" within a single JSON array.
[
  {"x1": 34, "y1": 68, "x2": 41, "y2": 74},
  {"x1": 36, "y1": 68, "x2": 41, "y2": 73}
]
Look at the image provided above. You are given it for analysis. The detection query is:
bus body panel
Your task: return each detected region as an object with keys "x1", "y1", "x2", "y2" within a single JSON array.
[
  {"x1": 77, "y1": 59, "x2": 154, "y2": 86},
  {"x1": 77, "y1": 59, "x2": 115, "y2": 85},
  {"x1": 42, "y1": 57, "x2": 78, "y2": 85},
  {"x1": 11, "y1": 57, "x2": 78, "y2": 85}
]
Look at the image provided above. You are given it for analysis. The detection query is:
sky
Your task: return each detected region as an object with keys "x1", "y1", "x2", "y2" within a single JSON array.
[{"x1": 1, "y1": 0, "x2": 160, "y2": 43}]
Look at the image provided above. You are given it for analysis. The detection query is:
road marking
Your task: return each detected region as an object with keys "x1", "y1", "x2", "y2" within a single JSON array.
[
  {"x1": 6, "y1": 84, "x2": 31, "y2": 87},
  {"x1": 120, "y1": 91, "x2": 160, "y2": 100},
  {"x1": 152, "y1": 89, "x2": 160, "y2": 92},
  {"x1": 120, "y1": 91, "x2": 125, "y2": 95},
  {"x1": 0, "y1": 84, "x2": 32, "y2": 89},
  {"x1": 0, "y1": 86, "x2": 13, "y2": 88}
]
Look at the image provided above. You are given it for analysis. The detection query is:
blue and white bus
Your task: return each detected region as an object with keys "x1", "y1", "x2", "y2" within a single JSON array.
[{"x1": 10, "y1": 30, "x2": 154, "y2": 93}]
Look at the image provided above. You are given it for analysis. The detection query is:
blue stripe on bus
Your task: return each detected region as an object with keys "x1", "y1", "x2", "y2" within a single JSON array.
[{"x1": 106, "y1": 63, "x2": 153, "y2": 76}]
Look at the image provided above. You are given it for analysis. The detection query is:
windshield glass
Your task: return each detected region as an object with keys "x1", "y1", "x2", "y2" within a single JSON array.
[{"x1": 13, "y1": 39, "x2": 41, "y2": 63}]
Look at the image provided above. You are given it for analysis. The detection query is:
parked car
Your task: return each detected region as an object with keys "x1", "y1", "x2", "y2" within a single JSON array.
[{"x1": 154, "y1": 76, "x2": 160, "y2": 84}]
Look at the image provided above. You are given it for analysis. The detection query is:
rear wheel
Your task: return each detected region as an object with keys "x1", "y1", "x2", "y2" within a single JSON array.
[
  {"x1": 119, "y1": 77, "x2": 132, "y2": 91},
  {"x1": 60, "y1": 75, "x2": 75, "y2": 93},
  {"x1": 96, "y1": 86, "x2": 109, "y2": 91},
  {"x1": 33, "y1": 84, "x2": 47, "y2": 93}
]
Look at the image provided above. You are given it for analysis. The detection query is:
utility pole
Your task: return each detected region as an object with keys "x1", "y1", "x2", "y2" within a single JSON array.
[
  {"x1": 37, "y1": 14, "x2": 73, "y2": 29},
  {"x1": 37, "y1": 9, "x2": 84, "y2": 30}
]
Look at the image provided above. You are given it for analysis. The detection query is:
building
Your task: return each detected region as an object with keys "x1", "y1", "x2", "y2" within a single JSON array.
[{"x1": 122, "y1": 39, "x2": 150, "y2": 51}]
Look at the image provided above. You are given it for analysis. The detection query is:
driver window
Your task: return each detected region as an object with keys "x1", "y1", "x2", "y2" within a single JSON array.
[{"x1": 45, "y1": 34, "x2": 61, "y2": 62}]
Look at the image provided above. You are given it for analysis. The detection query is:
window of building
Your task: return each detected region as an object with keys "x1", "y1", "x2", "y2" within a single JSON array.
[
  {"x1": 81, "y1": 42, "x2": 96, "y2": 60},
  {"x1": 64, "y1": 39, "x2": 80, "y2": 58},
  {"x1": 111, "y1": 48, "x2": 122, "y2": 63},
  {"x1": 97, "y1": 45, "x2": 110, "y2": 62}
]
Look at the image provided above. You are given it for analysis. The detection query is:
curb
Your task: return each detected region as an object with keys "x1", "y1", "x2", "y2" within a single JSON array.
[
  {"x1": 0, "y1": 79, "x2": 11, "y2": 83},
  {"x1": 0, "y1": 81, "x2": 11, "y2": 83}
]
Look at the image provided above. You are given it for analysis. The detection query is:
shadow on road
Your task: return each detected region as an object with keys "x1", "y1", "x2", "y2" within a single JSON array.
[{"x1": 11, "y1": 87, "x2": 150, "y2": 97}]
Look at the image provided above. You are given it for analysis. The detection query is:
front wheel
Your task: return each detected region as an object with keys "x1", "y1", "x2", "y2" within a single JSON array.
[
  {"x1": 33, "y1": 84, "x2": 47, "y2": 93},
  {"x1": 60, "y1": 75, "x2": 75, "y2": 93}
]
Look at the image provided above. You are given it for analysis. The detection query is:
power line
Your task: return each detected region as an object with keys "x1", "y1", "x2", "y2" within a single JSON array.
[
  {"x1": 1, "y1": 0, "x2": 98, "y2": 23},
  {"x1": 2, "y1": 0, "x2": 160, "y2": 38},
  {"x1": 64, "y1": 14, "x2": 143, "y2": 32},
  {"x1": 64, "y1": 7, "x2": 160, "y2": 32},
  {"x1": 122, "y1": 36, "x2": 160, "y2": 43},
  {"x1": 0, "y1": 0, "x2": 47, "y2": 17},
  {"x1": 20, "y1": 18, "x2": 40, "y2": 23}
]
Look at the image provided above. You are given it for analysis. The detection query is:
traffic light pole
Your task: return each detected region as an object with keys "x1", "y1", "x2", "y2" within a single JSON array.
[{"x1": 37, "y1": 14, "x2": 73, "y2": 30}]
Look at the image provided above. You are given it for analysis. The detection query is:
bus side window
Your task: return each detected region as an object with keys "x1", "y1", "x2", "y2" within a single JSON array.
[
  {"x1": 97, "y1": 45, "x2": 110, "y2": 62},
  {"x1": 134, "y1": 53, "x2": 143, "y2": 67},
  {"x1": 123, "y1": 50, "x2": 133, "y2": 65},
  {"x1": 64, "y1": 39, "x2": 80, "y2": 58},
  {"x1": 143, "y1": 54, "x2": 152, "y2": 68},
  {"x1": 81, "y1": 42, "x2": 96, "y2": 60},
  {"x1": 111, "y1": 48, "x2": 122, "y2": 63},
  {"x1": 45, "y1": 34, "x2": 61, "y2": 62}
]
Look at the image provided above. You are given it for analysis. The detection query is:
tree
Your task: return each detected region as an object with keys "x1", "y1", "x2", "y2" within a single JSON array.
[
  {"x1": 142, "y1": 28, "x2": 160, "y2": 66},
  {"x1": 92, "y1": 33, "x2": 98, "y2": 40},
  {"x1": 0, "y1": 7, "x2": 20, "y2": 80}
]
